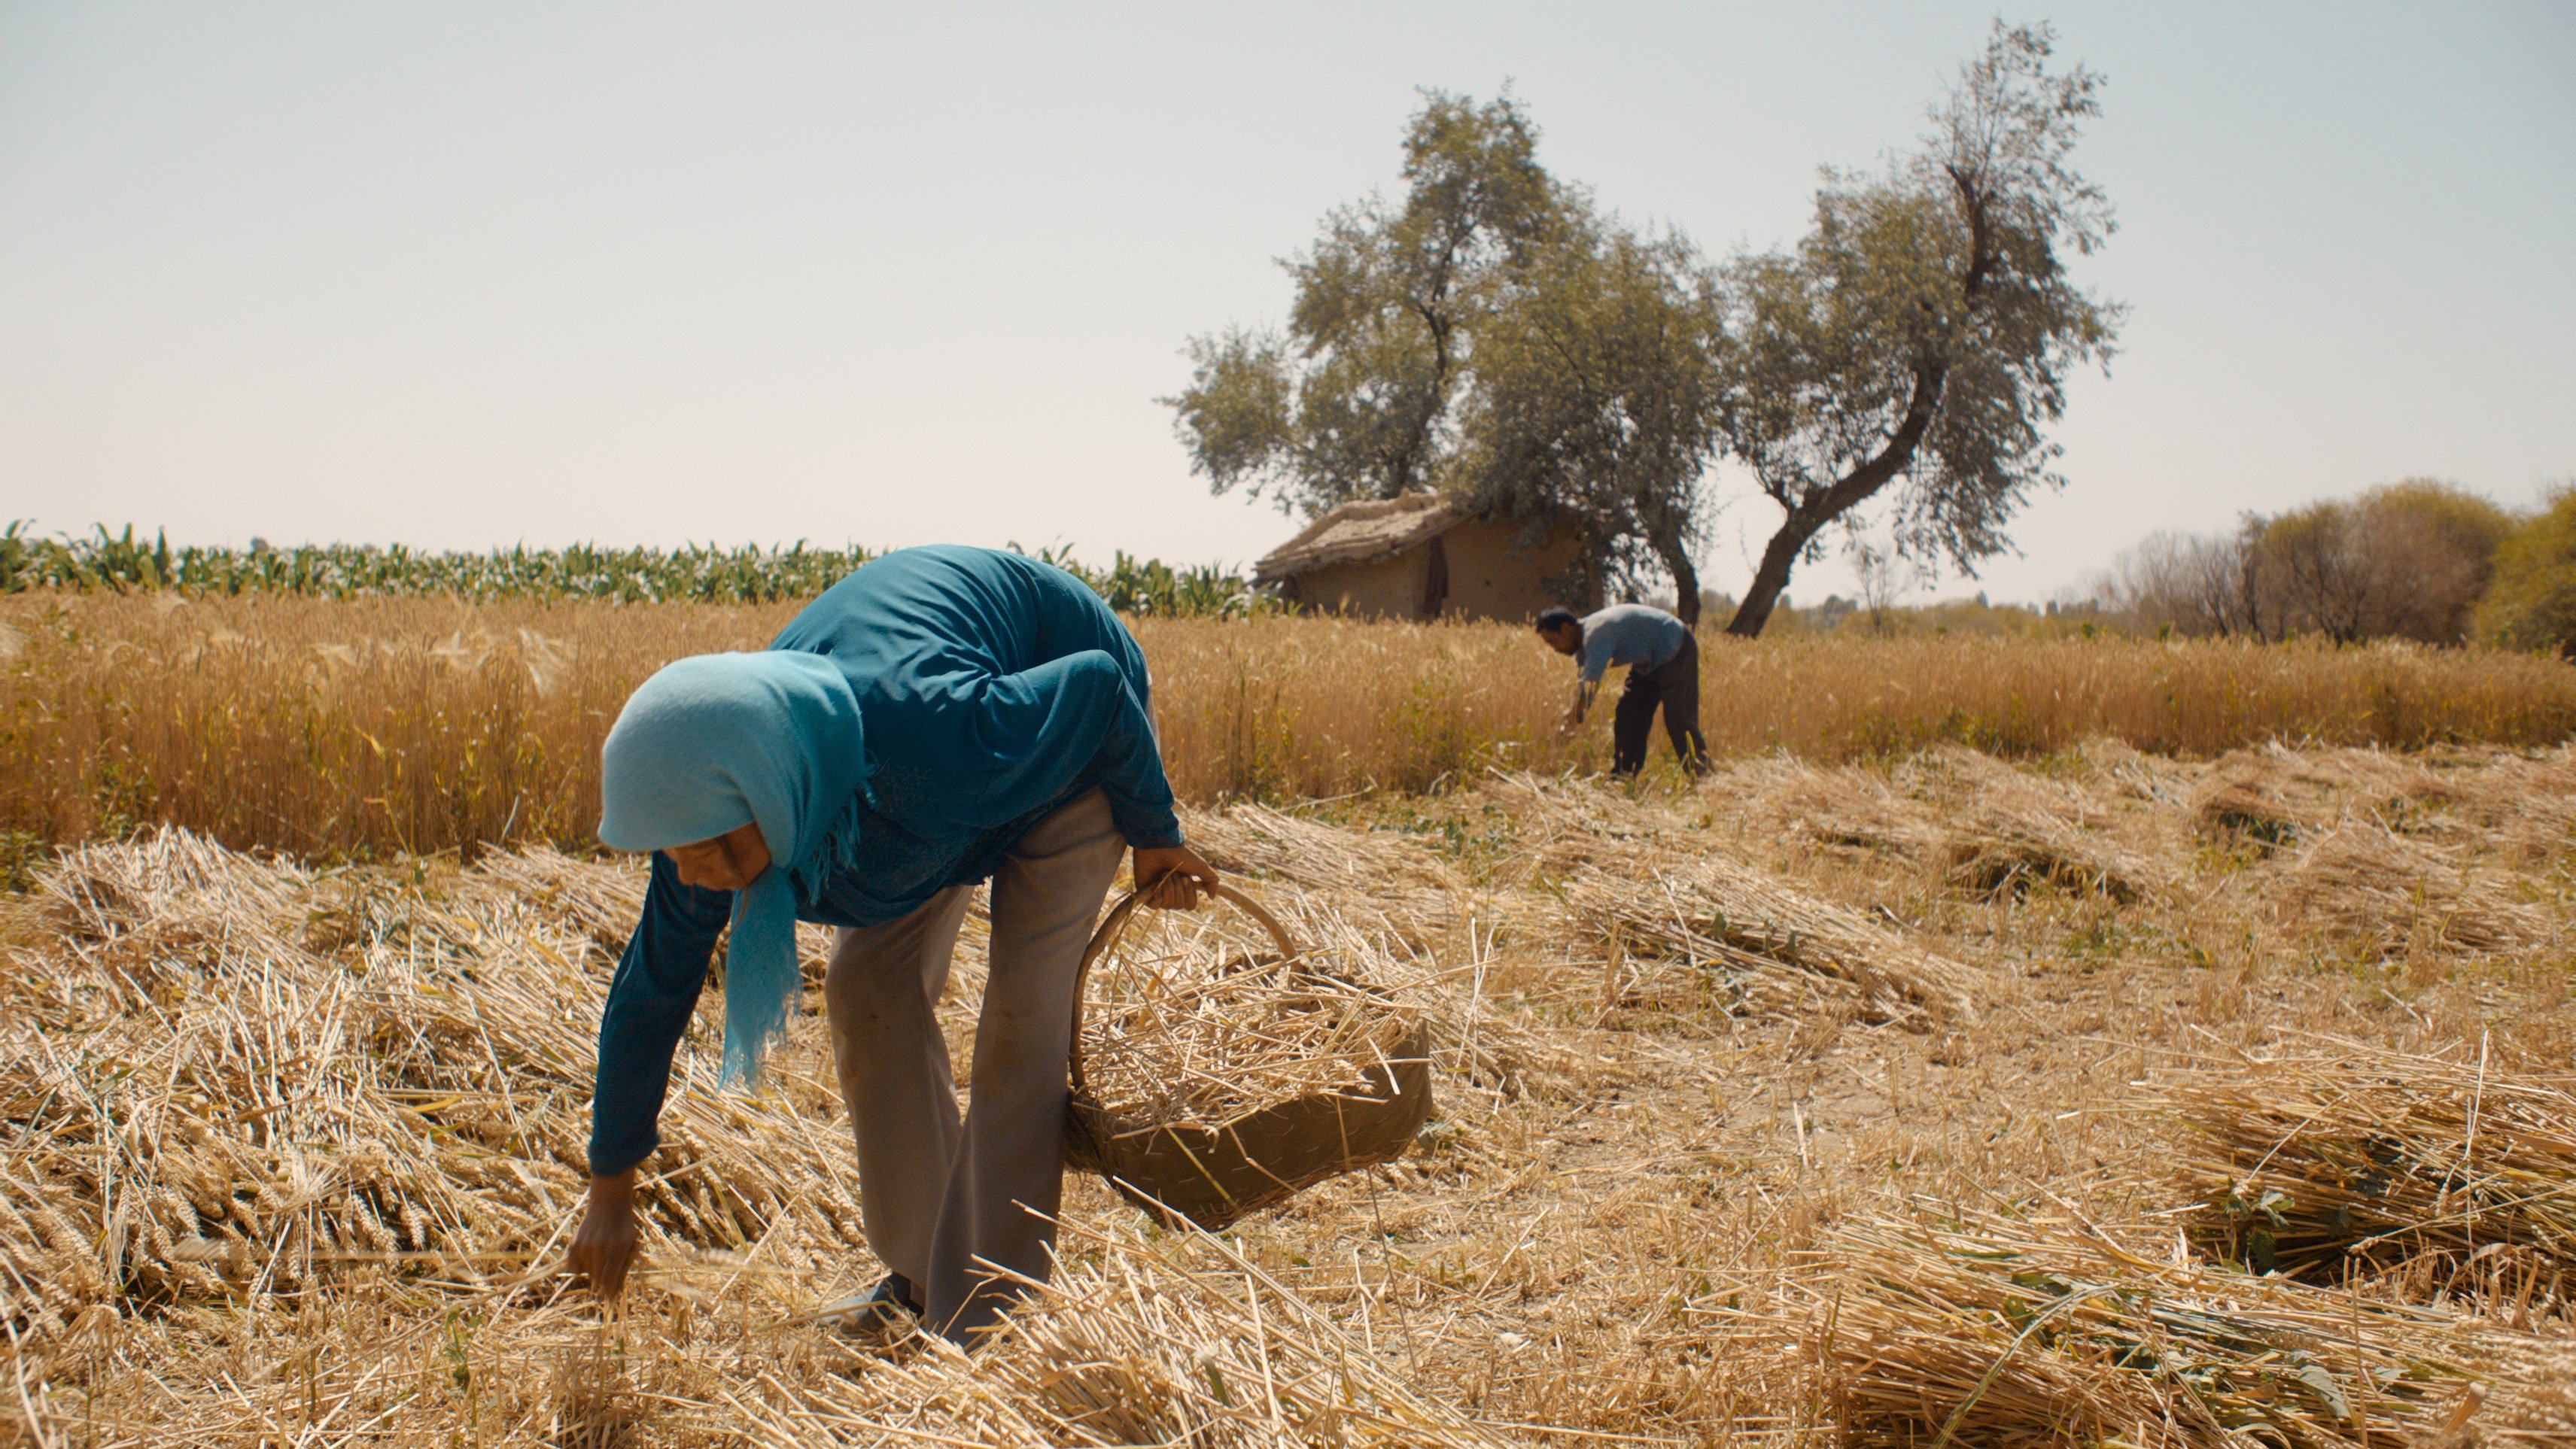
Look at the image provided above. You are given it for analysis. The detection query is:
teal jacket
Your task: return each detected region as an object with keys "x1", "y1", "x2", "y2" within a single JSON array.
[{"x1": 589, "y1": 545, "x2": 1180, "y2": 1175}]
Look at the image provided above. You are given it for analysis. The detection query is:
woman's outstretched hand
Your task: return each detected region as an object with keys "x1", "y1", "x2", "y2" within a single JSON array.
[
  {"x1": 1133, "y1": 844, "x2": 1219, "y2": 911},
  {"x1": 567, "y1": 1168, "x2": 640, "y2": 1298}
]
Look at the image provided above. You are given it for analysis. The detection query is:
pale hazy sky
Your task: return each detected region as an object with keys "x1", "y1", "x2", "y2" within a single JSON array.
[{"x1": 3, "y1": 2, "x2": 2568, "y2": 605}]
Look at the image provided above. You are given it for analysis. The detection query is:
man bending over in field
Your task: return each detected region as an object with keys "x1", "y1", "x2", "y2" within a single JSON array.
[
  {"x1": 566, "y1": 545, "x2": 1218, "y2": 1347},
  {"x1": 1537, "y1": 603, "x2": 1709, "y2": 779}
]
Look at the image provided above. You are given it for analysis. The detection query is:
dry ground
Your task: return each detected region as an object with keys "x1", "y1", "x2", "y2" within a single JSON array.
[{"x1": 7, "y1": 742, "x2": 2576, "y2": 1445}]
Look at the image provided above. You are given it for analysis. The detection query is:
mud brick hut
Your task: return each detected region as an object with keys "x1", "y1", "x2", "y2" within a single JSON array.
[{"x1": 1251, "y1": 494, "x2": 1584, "y2": 621}]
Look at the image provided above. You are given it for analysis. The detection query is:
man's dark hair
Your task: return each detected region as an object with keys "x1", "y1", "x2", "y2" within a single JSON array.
[{"x1": 1534, "y1": 606, "x2": 1580, "y2": 634}]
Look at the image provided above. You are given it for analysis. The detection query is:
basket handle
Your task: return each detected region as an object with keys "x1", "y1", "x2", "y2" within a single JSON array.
[{"x1": 1066, "y1": 879, "x2": 1300, "y2": 1098}]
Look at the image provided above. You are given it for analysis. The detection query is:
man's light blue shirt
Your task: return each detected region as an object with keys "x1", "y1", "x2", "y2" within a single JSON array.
[{"x1": 1576, "y1": 604, "x2": 1691, "y2": 685}]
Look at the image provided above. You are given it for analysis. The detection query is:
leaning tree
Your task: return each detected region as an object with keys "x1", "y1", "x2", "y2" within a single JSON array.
[{"x1": 1715, "y1": 20, "x2": 2122, "y2": 636}]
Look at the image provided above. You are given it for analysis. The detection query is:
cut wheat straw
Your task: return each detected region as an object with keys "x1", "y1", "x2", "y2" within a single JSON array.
[
  {"x1": 0, "y1": 830, "x2": 1501, "y2": 1446},
  {"x1": 1801, "y1": 1206, "x2": 2492, "y2": 1449},
  {"x1": 1715, "y1": 753, "x2": 1944, "y2": 859},
  {"x1": 2273, "y1": 822, "x2": 2553, "y2": 959},
  {"x1": 2158, "y1": 1037, "x2": 2576, "y2": 1299},
  {"x1": 1075, "y1": 898, "x2": 1425, "y2": 1132},
  {"x1": 13, "y1": 746, "x2": 2576, "y2": 1444},
  {"x1": 0, "y1": 828, "x2": 862, "y2": 1338},
  {"x1": 759, "y1": 1219, "x2": 1508, "y2": 1447},
  {"x1": 1179, "y1": 803, "x2": 1465, "y2": 940},
  {"x1": 1914, "y1": 745, "x2": 2163, "y2": 902},
  {"x1": 1559, "y1": 858, "x2": 1980, "y2": 1026}
]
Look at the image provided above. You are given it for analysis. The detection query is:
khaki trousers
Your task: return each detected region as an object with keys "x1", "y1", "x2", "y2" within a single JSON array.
[{"x1": 823, "y1": 788, "x2": 1125, "y2": 1343}]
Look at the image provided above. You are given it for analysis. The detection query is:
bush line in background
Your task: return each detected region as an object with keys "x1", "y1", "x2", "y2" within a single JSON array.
[{"x1": 6, "y1": 593, "x2": 2573, "y2": 861}]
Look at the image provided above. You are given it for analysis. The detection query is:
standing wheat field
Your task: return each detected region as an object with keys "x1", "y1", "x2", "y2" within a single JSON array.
[{"x1": 6, "y1": 591, "x2": 2574, "y2": 858}]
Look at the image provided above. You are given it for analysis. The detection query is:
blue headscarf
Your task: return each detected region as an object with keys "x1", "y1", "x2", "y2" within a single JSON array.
[{"x1": 598, "y1": 652, "x2": 868, "y2": 1086}]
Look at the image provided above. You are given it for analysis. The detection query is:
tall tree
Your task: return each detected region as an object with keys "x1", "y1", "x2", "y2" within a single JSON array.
[
  {"x1": 1714, "y1": 21, "x2": 2122, "y2": 637},
  {"x1": 2095, "y1": 478, "x2": 2513, "y2": 645},
  {"x1": 2251, "y1": 501, "x2": 2374, "y2": 644},
  {"x1": 1455, "y1": 223, "x2": 1726, "y2": 621},
  {"x1": 1166, "y1": 93, "x2": 1566, "y2": 516},
  {"x1": 2246, "y1": 480, "x2": 2515, "y2": 645},
  {"x1": 2347, "y1": 480, "x2": 2514, "y2": 644},
  {"x1": 2477, "y1": 484, "x2": 2576, "y2": 659}
]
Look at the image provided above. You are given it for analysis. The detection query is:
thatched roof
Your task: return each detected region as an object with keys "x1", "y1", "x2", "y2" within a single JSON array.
[{"x1": 1252, "y1": 494, "x2": 1464, "y2": 584}]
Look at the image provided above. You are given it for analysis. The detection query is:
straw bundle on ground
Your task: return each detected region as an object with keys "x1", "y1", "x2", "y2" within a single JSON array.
[
  {"x1": 2193, "y1": 752, "x2": 2310, "y2": 849},
  {"x1": 1805, "y1": 1208, "x2": 2489, "y2": 1449},
  {"x1": 2158, "y1": 1039, "x2": 2576, "y2": 1296},
  {"x1": 2190, "y1": 745, "x2": 2474, "y2": 855},
  {"x1": 2272, "y1": 822, "x2": 2552, "y2": 960},
  {"x1": 1474, "y1": 770, "x2": 1680, "y2": 882},
  {"x1": 1558, "y1": 855, "x2": 1980, "y2": 1025},
  {"x1": 1, "y1": 828, "x2": 862, "y2": 1342},
  {"x1": 752, "y1": 1220, "x2": 1509, "y2": 1447},
  {"x1": 1427, "y1": 770, "x2": 1977, "y2": 1023},
  {"x1": 2070, "y1": 736, "x2": 2195, "y2": 807},
  {"x1": 1909, "y1": 746, "x2": 2161, "y2": 902},
  {"x1": 1179, "y1": 802, "x2": 1464, "y2": 937},
  {"x1": 470, "y1": 842, "x2": 647, "y2": 955},
  {"x1": 1943, "y1": 815, "x2": 2154, "y2": 901},
  {"x1": 1943, "y1": 796, "x2": 2158, "y2": 902},
  {"x1": 1713, "y1": 754, "x2": 1944, "y2": 860},
  {"x1": 2293, "y1": 746, "x2": 2460, "y2": 814},
  {"x1": 2425, "y1": 1339, "x2": 2576, "y2": 1447},
  {"x1": 2434, "y1": 747, "x2": 2576, "y2": 867}
]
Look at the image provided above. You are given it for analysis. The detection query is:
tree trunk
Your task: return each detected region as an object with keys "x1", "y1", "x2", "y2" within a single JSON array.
[
  {"x1": 1725, "y1": 353, "x2": 1954, "y2": 637},
  {"x1": 1652, "y1": 532, "x2": 1701, "y2": 627},
  {"x1": 1724, "y1": 520, "x2": 1815, "y2": 637}
]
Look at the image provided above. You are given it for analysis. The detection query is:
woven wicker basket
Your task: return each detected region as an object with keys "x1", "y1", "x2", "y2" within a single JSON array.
[{"x1": 1061, "y1": 882, "x2": 1433, "y2": 1231}]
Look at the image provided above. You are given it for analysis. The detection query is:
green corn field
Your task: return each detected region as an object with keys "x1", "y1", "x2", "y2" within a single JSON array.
[{"x1": 0, "y1": 522, "x2": 1276, "y2": 617}]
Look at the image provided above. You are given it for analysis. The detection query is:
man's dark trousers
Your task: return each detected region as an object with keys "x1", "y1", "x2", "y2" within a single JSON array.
[{"x1": 1611, "y1": 634, "x2": 1708, "y2": 777}]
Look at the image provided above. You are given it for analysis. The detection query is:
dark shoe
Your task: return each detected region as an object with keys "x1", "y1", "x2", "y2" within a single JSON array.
[{"x1": 815, "y1": 1272, "x2": 922, "y2": 1340}]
